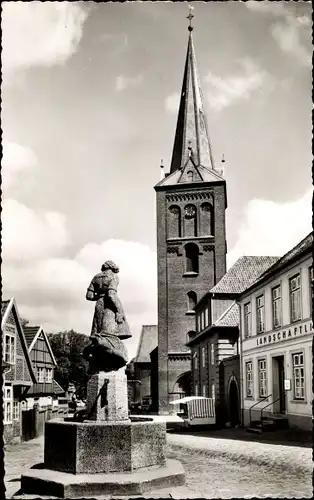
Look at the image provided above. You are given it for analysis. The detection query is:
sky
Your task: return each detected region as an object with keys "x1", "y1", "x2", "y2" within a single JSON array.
[{"x1": 2, "y1": 1, "x2": 312, "y2": 359}]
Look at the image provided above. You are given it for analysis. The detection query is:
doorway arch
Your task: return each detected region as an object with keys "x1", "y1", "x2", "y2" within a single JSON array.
[{"x1": 228, "y1": 377, "x2": 240, "y2": 427}]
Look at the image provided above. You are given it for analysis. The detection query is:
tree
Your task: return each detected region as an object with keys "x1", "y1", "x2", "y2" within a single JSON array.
[
  {"x1": 48, "y1": 330, "x2": 90, "y2": 399},
  {"x1": 20, "y1": 317, "x2": 29, "y2": 328}
]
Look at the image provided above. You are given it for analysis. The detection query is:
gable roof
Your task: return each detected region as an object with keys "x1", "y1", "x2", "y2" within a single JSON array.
[
  {"x1": 215, "y1": 301, "x2": 239, "y2": 327},
  {"x1": 134, "y1": 325, "x2": 158, "y2": 363},
  {"x1": 24, "y1": 325, "x2": 57, "y2": 366},
  {"x1": 1, "y1": 298, "x2": 37, "y2": 383},
  {"x1": 1, "y1": 300, "x2": 10, "y2": 318},
  {"x1": 238, "y1": 232, "x2": 313, "y2": 297},
  {"x1": 210, "y1": 256, "x2": 280, "y2": 296}
]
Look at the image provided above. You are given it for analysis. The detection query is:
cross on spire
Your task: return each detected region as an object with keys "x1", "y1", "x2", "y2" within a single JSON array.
[{"x1": 187, "y1": 5, "x2": 194, "y2": 32}]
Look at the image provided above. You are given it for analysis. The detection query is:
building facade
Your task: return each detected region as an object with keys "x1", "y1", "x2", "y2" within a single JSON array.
[
  {"x1": 154, "y1": 23, "x2": 227, "y2": 413},
  {"x1": 187, "y1": 300, "x2": 239, "y2": 426},
  {"x1": 2, "y1": 298, "x2": 37, "y2": 444},
  {"x1": 133, "y1": 325, "x2": 158, "y2": 408},
  {"x1": 238, "y1": 233, "x2": 313, "y2": 431},
  {"x1": 188, "y1": 256, "x2": 281, "y2": 426},
  {"x1": 23, "y1": 326, "x2": 64, "y2": 408}
]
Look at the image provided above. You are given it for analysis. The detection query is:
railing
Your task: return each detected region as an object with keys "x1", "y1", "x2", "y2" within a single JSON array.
[
  {"x1": 249, "y1": 394, "x2": 272, "y2": 427},
  {"x1": 260, "y1": 396, "x2": 281, "y2": 432}
]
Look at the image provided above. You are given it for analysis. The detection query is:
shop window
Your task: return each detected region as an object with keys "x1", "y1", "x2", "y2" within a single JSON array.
[
  {"x1": 246, "y1": 361, "x2": 253, "y2": 398},
  {"x1": 185, "y1": 243, "x2": 199, "y2": 274},
  {"x1": 290, "y1": 274, "x2": 301, "y2": 322},
  {"x1": 4, "y1": 386, "x2": 13, "y2": 424},
  {"x1": 256, "y1": 295, "x2": 265, "y2": 334},
  {"x1": 292, "y1": 352, "x2": 305, "y2": 400},
  {"x1": 4, "y1": 333, "x2": 15, "y2": 364},
  {"x1": 244, "y1": 302, "x2": 252, "y2": 338},
  {"x1": 272, "y1": 285, "x2": 282, "y2": 328},
  {"x1": 258, "y1": 359, "x2": 267, "y2": 397}
]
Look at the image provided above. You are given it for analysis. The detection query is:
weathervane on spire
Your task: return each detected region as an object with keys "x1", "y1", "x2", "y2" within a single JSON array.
[{"x1": 187, "y1": 5, "x2": 194, "y2": 32}]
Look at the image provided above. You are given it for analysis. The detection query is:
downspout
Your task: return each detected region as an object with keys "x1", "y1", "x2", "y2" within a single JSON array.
[{"x1": 236, "y1": 298, "x2": 245, "y2": 428}]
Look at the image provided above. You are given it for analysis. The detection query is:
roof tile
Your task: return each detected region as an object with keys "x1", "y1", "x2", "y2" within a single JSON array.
[
  {"x1": 210, "y1": 256, "x2": 279, "y2": 295},
  {"x1": 215, "y1": 302, "x2": 239, "y2": 327}
]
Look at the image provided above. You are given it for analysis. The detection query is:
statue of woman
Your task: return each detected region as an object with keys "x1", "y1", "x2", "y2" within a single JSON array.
[{"x1": 83, "y1": 261, "x2": 132, "y2": 374}]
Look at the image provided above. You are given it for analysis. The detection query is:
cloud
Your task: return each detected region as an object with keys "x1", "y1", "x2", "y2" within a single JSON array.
[
  {"x1": 2, "y1": 141, "x2": 38, "y2": 192},
  {"x1": 115, "y1": 74, "x2": 143, "y2": 92},
  {"x1": 271, "y1": 16, "x2": 312, "y2": 68},
  {"x1": 205, "y1": 59, "x2": 271, "y2": 111},
  {"x1": 227, "y1": 189, "x2": 312, "y2": 268},
  {"x1": 245, "y1": 1, "x2": 311, "y2": 67},
  {"x1": 2, "y1": 199, "x2": 69, "y2": 262},
  {"x1": 164, "y1": 92, "x2": 180, "y2": 114},
  {"x1": 2, "y1": 2, "x2": 89, "y2": 80}
]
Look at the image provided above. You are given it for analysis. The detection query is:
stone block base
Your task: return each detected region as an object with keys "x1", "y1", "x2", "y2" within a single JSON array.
[
  {"x1": 21, "y1": 459, "x2": 185, "y2": 498},
  {"x1": 44, "y1": 420, "x2": 166, "y2": 474},
  {"x1": 86, "y1": 369, "x2": 129, "y2": 422}
]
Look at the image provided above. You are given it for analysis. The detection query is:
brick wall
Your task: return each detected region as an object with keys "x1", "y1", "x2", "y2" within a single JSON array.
[{"x1": 156, "y1": 182, "x2": 227, "y2": 413}]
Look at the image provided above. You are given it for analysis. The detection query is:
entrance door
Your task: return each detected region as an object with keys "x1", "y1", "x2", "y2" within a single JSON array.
[
  {"x1": 278, "y1": 356, "x2": 286, "y2": 413},
  {"x1": 229, "y1": 379, "x2": 239, "y2": 426}
]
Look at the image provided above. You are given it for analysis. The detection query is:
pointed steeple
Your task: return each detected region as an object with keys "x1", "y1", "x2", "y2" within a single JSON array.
[{"x1": 170, "y1": 10, "x2": 216, "y2": 175}]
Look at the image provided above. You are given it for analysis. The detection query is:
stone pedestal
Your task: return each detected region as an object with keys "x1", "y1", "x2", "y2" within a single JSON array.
[
  {"x1": 86, "y1": 369, "x2": 129, "y2": 422},
  {"x1": 44, "y1": 420, "x2": 166, "y2": 474}
]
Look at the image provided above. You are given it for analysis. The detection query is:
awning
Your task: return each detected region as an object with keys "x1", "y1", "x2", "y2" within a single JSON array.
[{"x1": 169, "y1": 396, "x2": 208, "y2": 405}]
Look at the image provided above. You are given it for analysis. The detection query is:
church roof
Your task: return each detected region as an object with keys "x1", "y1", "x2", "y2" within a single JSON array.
[
  {"x1": 156, "y1": 22, "x2": 224, "y2": 189},
  {"x1": 210, "y1": 256, "x2": 280, "y2": 295},
  {"x1": 134, "y1": 325, "x2": 158, "y2": 363}
]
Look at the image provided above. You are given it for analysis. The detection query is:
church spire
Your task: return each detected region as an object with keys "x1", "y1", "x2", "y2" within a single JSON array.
[{"x1": 170, "y1": 8, "x2": 215, "y2": 174}]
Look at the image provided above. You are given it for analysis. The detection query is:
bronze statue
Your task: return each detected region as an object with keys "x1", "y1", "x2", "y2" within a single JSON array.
[{"x1": 83, "y1": 261, "x2": 131, "y2": 374}]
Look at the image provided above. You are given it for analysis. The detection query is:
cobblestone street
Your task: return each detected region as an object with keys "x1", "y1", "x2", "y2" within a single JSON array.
[{"x1": 4, "y1": 430, "x2": 313, "y2": 499}]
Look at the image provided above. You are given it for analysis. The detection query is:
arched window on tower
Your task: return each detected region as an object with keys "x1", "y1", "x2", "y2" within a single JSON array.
[
  {"x1": 184, "y1": 204, "x2": 197, "y2": 237},
  {"x1": 168, "y1": 205, "x2": 181, "y2": 238},
  {"x1": 185, "y1": 243, "x2": 199, "y2": 274},
  {"x1": 187, "y1": 291, "x2": 197, "y2": 313},
  {"x1": 200, "y1": 202, "x2": 214, "y2": 236},
  {"x1": 187, "y1": 170, "x2": 194, "y2": 183}
]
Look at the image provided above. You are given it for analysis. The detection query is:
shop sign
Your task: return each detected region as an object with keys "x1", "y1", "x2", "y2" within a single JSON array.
[{"x1": 256, "y1": 320, "x2": 313, "y2": 347}]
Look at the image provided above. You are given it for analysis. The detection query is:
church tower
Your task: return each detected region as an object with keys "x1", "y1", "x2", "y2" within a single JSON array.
[{"x1": 154, "y1": 12, "x2": 227, "y2": 413}]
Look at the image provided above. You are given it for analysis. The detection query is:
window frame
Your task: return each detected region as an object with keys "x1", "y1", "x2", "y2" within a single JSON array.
[
  {"x1": 201, "y1": 347, "x2": 206, "y2": 368},
  {"x1": 256, "y1": 294, "x2": 265, "y2": 334},
  {"x1": 4, "y1": 385, "x2": 13, "y2": 424},
  {"x1": 13, "y1": 401, "x2": 20, "y2": 421},
  {"x1": 272, "y1": 285, "x2": 282, "y2": 329},
  {"x1": 244, "y1": 302, "x2": 252, "y2": 338},
  {"x1": 289, "y1": 274, "x2": 302, "y2": 323},
  {"x1": 309, "y1": 266, "x2": 313, "y2": 316},
  {"x1": 210, "y1": 343, "x2": 215, "y2": 366},
  {"x1": 258, "y1": 358, "x2": 267, "y2": 398},
  {"x1": 37, "y1": 367, "x2": 45, "y2": 383},
  {"x1": 202, "y1": 384, "x2": 207, "y2": 397},
  {"x1": 211, "y1": 381, "x2": 215, "y2": 400},
  {"x1": 46, "y1": 368, "x2": 53, "y2": 383},
  {"x1": 4, "y1": 332, "x2": 15, "y2": 365},
  {"x1": 292, "y1": 351, "x2": 305, "y2": 400},
  {"x1": 245, "y1": 361, "x2": 253, "y2": 398}
]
